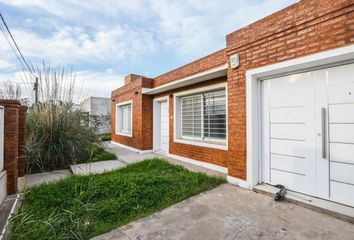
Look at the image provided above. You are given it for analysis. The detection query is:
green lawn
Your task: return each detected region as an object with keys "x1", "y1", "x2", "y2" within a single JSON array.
[
  {"x1": 89, "y1": 145, "x2": 117, "y2": 162},
  {"x1": 8, "y1": 158, "x2": 225, "y2": 240}
]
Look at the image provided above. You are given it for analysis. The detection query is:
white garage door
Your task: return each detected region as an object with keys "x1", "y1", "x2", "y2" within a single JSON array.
[
  {"x1": 160, "y1": 101, "x2": 169, "y2": 153},
  {"x1": 262, "y1": 63, "x2": 354, "y2": 207}
]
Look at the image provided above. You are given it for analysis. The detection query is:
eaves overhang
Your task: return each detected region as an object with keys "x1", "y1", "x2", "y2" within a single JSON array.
[{"x1": 142, "y1": 64, "x2": 228, "y2": 95}]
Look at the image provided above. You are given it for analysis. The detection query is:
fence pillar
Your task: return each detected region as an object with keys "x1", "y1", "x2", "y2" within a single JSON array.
[{"x1": 2, "y1": 100, "x2": 19, "y2": 194}]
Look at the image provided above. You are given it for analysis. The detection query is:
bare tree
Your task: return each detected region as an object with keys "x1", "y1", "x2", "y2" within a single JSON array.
[{"x1": 0, "y1": 80, "x2": 22, "y2": 100}]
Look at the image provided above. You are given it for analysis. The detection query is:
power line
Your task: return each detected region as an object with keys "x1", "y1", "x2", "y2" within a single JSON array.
[
  {"x1": 0, "y1": 12, "x2": 38, "y2": 101},
  {"x1": 0, "y1": 25, "x2": 34, "y2": 95},
  {"x1": 0, "y1": 13, "x2": 36, "y2": 78},
  {"x1": 0, "y1": 23, "x2": 28, "y2": 74}
]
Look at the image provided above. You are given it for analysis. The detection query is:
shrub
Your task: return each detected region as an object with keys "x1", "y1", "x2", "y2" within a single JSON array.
[
  {"x1": 25, "y1": 63, "x2": 99, "y2": 173},
  {"x1": 26, "y1": 102, "x2": 97, "y2": 172}
]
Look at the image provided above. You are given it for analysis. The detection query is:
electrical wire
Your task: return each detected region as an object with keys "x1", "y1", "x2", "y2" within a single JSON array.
[
  {"x1": 0, "y1": 14, "x2": 36, "y2": 97},
  {"x1": 0, "y1": 13, "x2": 36, "y2": 78}
]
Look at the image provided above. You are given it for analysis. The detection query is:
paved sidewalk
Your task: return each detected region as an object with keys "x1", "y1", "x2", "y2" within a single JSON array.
[
  {"x1": 92, "y1": 184, "x2": 354, "y2": 240},
  {"x1": 18, "y1": 169, "x2": 71, "y2": 191}
]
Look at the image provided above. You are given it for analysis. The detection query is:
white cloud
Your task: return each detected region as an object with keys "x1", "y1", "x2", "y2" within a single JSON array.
[
  {"x1": 0, "y1": 59, "x2": 15, "y2": 70},
  {"x1": 0, "y1": 26, "x2": 156, "y2": 65},
  {"x1": 0, "y1": 0, "x2": 298, "y2": 100},
  {"x1": 75, "y1": 70, "x2": 124, "y2": 99},
  {"x1": 1, "y1": 0, "x2": 298, "y2": 60}
]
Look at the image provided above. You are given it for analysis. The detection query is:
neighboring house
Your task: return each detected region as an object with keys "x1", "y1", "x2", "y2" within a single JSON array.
[
  {"x1": 111, "y1": 0, "x2": 354, "y2": 208},
  {"x1": 0, "y1": 100, "x2": 26, "y2": 204},
  {"x1": 81, "y1": 97, "x2": 111, "y2": 134}
]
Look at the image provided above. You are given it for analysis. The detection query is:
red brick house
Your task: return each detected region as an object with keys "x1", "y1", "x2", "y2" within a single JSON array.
[{"x1": 112, "y1": 0, "x2": 354, "y2": 207}]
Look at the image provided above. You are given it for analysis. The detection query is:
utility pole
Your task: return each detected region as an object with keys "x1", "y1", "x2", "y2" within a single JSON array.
[{"x1": 34, "y1": 77, "x2": 38, "y2": 106}]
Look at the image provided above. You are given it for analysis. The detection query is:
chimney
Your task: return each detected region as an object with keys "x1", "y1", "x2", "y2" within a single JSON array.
[{"x1": 124, "y1": 74, "x2": 143, "y2": 85}]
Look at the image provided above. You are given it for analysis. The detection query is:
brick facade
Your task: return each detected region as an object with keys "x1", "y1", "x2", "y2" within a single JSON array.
[
  {"x1": 155, "y1": 77, "x2": 228, "y2": 167},
  {"x1": 0, "y1": 100, "x2": 27, "y2": 194},
  {"x1": 111, "y1": 76, "x2": 153, "y2": 150},
  {"x1": 111, "y1": 0, "x2": 354, "y2": 180},
  {"x1": 225, "y1": 0, "x2": 354, "y2": 179}
]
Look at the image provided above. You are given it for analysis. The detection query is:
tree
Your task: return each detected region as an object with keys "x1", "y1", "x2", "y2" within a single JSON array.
[{"x1": 0, "y1": 80, "x2": 22, "y2": 100}]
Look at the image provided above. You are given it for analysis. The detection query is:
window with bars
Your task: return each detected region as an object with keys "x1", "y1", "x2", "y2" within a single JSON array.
[
  {"x1": 180, "y1": 89, "x2": 226, "y2": 142},
  {"x1": 116, "y1": 103, "x2": 132, "y2": 135}
]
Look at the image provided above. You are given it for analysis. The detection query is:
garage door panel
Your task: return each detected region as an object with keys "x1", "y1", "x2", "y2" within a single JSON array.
[
  {"x1": 330, "y1": 162, "x2": 354, "y2": 185},
  {"x1": 330, "y1": 143, "x2": 354, "y2": 164},
  {"x1": 271, "y1": 139, "x2": 307, "y2": 158},
  {"x1": 329, "y1": 104, "x2": 354, "y2": 123},
  {"x1": 330, "y1": 124, "x2": 354, "y2": 143},
  {"x1": 271, "y1": 154, "x2": 306, "y2": 175},
  {"x1": 270, "y1": 107, "x2": 306, "y2": 123},
  {"x1": 269, "y1": 73, "x2": 310, "y2": 90},
  {"x1": 328, "y1": 64, "x2": 354, "y2": 86},
  {"x1": 270, "y1": 169, "x2": 312, "y2": 195},
  {"x1": 270, "y1": 91, "x2": 307, "y2": 108},
  {"x1": 328, "y1": 83, "x2": 354, "y2": 104},
  {"x1": 330, "y1": 181, "x2": 354, "y2": 207},
  {"x1": 270, "y1": 124, "x2": 306, "y2": 140}
]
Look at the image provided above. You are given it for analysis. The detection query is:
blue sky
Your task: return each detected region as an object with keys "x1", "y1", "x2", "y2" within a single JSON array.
[{"x1": 0, "y1": 0, "x2": 297, "y2": 99}]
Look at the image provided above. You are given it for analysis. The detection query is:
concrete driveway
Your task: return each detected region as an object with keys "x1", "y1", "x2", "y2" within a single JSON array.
[{"x1": 92, "y1": 184, "x2": 354, "y2": 240}]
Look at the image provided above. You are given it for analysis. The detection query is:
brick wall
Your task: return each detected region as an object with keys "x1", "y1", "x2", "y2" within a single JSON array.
[
  {"x1": 225, "y1": 0, "x2": 354, "y2": 179},
  {"x1": 153, "y1": 49, "x2": 226, "y2": 87},
  {"x1": 0, "y1": 100, "x2": 27, "y2": 194},
  {"x1": 111, "y1": 76, "x2": 153, "y2": 150}
]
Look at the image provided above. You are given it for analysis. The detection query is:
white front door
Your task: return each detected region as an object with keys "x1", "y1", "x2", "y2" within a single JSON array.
[
  {"x1": 262, "y1": 63, "x2": 354, "y2": 207},
  {"x1": 160, "y1": 101, "x2": 169, "y2": 153}
]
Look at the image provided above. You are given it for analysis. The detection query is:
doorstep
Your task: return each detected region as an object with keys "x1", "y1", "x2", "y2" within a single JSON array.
[{"x1": 254, "y1": 184, "x2": 354, "y2": 224}]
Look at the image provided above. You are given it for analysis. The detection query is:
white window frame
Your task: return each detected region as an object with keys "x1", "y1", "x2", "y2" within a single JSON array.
[
  {"x1": 115, "y1": 100, "x2": 133, "y2": 137},
  {"x1": 174, "y1": 82, "x2": 228, "y2": 150}
]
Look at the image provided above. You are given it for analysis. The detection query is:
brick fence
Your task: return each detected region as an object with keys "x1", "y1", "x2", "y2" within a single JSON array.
[{"x1": 0, "y1": 100, "x2": 27, "y2": 195}]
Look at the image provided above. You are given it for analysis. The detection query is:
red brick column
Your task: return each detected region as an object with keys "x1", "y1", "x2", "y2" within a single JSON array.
[
  {"x1": 18, "y1": 105, "x2": 27, "y2": 177},
  {"x1": 0, "y1": 100, "x2": 20, "y2": 194}
]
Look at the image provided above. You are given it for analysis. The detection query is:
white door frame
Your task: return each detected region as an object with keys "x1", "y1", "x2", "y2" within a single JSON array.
[
  {"x1": 153, "y1": 96, "x2": 170, "y2": 154},
  {"x1": 245, "y1": 44, "x2": 354, "y2": 189}
]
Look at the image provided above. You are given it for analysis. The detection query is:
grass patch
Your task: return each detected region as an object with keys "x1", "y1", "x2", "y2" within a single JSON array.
[
  {"x1": 91, "y1": 151, "x2": 116, "y2": 162},
  {"x1": 88, "y1": 145, "x2": 116, "y2": 163},
  {"x1": 8, "y1": 158, "x2": 225, "y2": 240},
  {"x1": 97, "y1": 133, "x2": 111, "y2": 142}
]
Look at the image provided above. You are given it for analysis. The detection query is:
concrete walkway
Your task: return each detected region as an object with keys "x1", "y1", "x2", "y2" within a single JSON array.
[
  {"x1": 18, "y1": 169, "x2": 71, "y2": 191},
  {"x1": 70, "y1": 160, "x2": 125, "y2": 175},
  {"x1": 92, "y1": 184, "x2": 354, "y2": 240}
]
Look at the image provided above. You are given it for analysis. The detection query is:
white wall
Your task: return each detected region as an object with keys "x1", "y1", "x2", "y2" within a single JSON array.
[{"x1": 81, "y1": 97, "x2": 111, "y2": 134}]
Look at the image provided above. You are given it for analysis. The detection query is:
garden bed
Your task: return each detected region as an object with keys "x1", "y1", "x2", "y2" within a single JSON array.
[{"x1": 8, "y1": 158, "x2": 225, "y2": 240}]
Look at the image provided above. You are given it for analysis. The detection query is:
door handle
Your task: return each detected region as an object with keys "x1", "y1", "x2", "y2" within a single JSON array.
[{"x1": 321, "y1": 107, "x2": 326, "y2": 158}]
